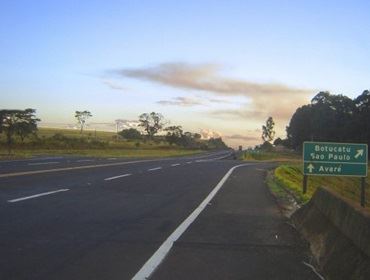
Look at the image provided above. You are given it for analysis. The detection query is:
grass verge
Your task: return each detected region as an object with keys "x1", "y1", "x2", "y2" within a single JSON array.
[
  {"x1": 0, "y1": 127, "x2": 204, "y2": 159},
  {"x1": 242, "y1": 151, "x2": 300, "y2": 163},
  {"x1": 269, "y1": 164, "x2": 370, "y2": 208},
  {"x1": 0, "y1": 148, "x2": 202, "y2": 159}
]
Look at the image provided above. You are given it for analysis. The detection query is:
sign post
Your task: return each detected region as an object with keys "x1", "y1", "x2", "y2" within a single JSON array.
[{"x1": 303, "y1": 142, "x2": 368, "y2": 206}]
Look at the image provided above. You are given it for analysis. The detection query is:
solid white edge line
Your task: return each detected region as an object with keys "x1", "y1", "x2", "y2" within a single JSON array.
[
  {"x1": 104, "y1": 174, "x2": 132, "y2": 181},
  {"x1": 8, "y1": 189, "x2": 70, "y2": 203},
  {"x1": 132, "y1": 163, "x2": 250, "y2": 280},
  {"x1": 302, "y1": 261, "x2": 326, "y2": 280},
  {"x1": 148, "y1": 167, "x2": 162, "y2": 171}
]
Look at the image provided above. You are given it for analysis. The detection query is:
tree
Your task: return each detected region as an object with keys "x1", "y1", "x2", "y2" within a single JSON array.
[
  {"x1": 355, "y1": 90, "x2": 370, "y2": 145},
  {"x1": 286, "y1": 91, "x2": 359, "y2": 150},
  {"x1": 119, "y1": 128, "x2": 142, "y2": 140},
  {"x1": 262, "y1": 117, "x2": 275, "y2": 143},
  {"x1": 15, "y1": 109, "x2": 39, "y2": 142},
  {"x1": 273, "y1": 137, "x2": 284, "y2": 146},
  {"x1": 165, "y1": 125, "x2": 183, "y2": 145},
  {"x1": 138, "y1": 112, "x2": 165, "y2": 139},
  {"x1": 115, "y1": 119, "x2": 125, "y2": 134},
  {"x1": 75, "y1": 110, "x2": 92, "y2": 134},
  {"x1": 0, "y1": 109, "x2": 40, "y2": 154},
  {"x1": 207, "y1": 137, "x2": 228, "y2": 149}
]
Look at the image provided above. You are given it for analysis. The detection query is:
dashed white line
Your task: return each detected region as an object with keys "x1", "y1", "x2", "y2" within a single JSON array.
[
  {"x1": 195, "y1": 152, "x2": 232, "y2": 162},
  {"x1": 8, "y1": 189, "x2": 70, "y2": 203},
  {"x1": 28, "y1": 161, "x2": 60, "y2": 166},
  {"x1": 148, "y1": 167, "x2": 162, "y2": 171},
  {"x1": 186, "y1": 161, "x2": 192, "y2": 164},
  {"x1": 132, "y1": 163, "x2": 251, "y2": 280},
  {"x1": 104, "y1": 173, "x2": 132, "y2": 181},
  {"x1": 171, "y1": 163, "x2": 180, "y2": 167}
]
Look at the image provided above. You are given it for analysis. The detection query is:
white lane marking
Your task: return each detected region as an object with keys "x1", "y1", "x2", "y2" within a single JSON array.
[
  {"x1": 132, "y1": 163, "x2": 250, "y2": 280},
  {"x1": 8, "y1": 189, "x2": 70, "y2": 203},
  {"x1": 28, "y1": 161, "x2": 60, "y2": 166},
  {"x1": 302, "y1": 261, "x2": 325, "y2": 280},
  {"x1": 104, "y1": 173, "x2": 132, "y2": 181},
  {"x1": 0, "y1": 158, "x2": 170, "y2": 178},
  {"x1": 195, "y1": 152, "x2": 232, "y2": 162},
  {"x1": 187, "y1": 151, "x2": 228, "y2": 160},
  {"x1": 171, "y1": 163, "x2": 180, "y2": 167},
  {"x1": 148, "y1": 167, "x2": 162, "y2": 171},
  {"x1": 76, "y1": 159, "x2": 94, "y2": 163},
  {"x1": 186, "y1": 161, "x2": 192, "y2": 164}
]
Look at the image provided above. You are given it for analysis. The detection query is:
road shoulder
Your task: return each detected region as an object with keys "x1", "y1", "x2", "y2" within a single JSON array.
[{"x1": 151, "y1": 163, "x2": 319, "y2": 280}]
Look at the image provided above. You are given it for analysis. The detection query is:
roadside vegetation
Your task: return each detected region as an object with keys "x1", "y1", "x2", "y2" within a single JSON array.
[
  {"x1": 241, "y1": 150, "x2": 300, "y2": 162},
  {"x1": 272, "y1": 164, "x2": 369, "y2": 206},
  {"x1": 244, "y1": 90, "x2": 370, "y2": 208},
  {"x1": 242, "y1": 149, "x2": 369, "y2": 208},
  {"x1": 0, "y1": 110, "x2": 228, "y2": 159}
]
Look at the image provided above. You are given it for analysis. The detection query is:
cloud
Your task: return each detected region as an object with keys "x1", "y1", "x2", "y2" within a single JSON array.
[
  {"x1": 157, "y1": 96, "x2": 232, "y2": 107},
  {"x1": 102, "y1": 80, "x2": 128, "y2": 91},
  {"x1": 113, "y1": 119, "x2": 140, "y2": 130},
  {"x1": 224, "y1": 134, "x2": 260, "y2": 141},
  {"x1": 117, "y1": 62, "x2": 311, "y2": 96},
  {"x1": 116, "y1": 63, "x2": 314, "y2": 122},
  {"x1": 207, "y1": 98, "x2": 232, "y2": 104},
  {"x1": 157, "y1": 96, "x2": 204, "y2": 107},
  {"x1": 199, "y1": 128, "x2": 222, "y2": 139}
]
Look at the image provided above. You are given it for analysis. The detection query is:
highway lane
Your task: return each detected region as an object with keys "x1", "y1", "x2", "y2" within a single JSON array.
[
  {"x1": 0, "y1": 150, "x2": 231, "y2": 175},
  {"x1": 0, "y1": 151, "x2": 318, "y2": 280},
  {"x1": 0, "y1": 150, "x2": 232, "y2": 202},
  {"x1": 0, "y1": 152, "x2": 236, "y2": 280}
]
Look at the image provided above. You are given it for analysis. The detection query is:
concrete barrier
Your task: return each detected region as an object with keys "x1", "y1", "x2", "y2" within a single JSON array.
[{"x1": 292, "y1": 186, "x2": 370, "y2": 280}]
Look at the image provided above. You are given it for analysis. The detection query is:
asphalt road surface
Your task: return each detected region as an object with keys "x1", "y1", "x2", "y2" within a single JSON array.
[{"x1": 0, "y1": 150, "x2": 320, "y2": 280}]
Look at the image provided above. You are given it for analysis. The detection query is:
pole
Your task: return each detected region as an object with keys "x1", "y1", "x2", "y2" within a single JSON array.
[
  {"x1": 303, "y1": 175, "x2": 308, "y2": 194},
  {"x1": 361, "y1": 177, "x2": 366, "y2": 207}
]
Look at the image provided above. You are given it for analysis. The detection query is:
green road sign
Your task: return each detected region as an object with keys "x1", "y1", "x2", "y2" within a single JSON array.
[{"x1": 303, "y1": 141, "x2": 368, "y2": 177}]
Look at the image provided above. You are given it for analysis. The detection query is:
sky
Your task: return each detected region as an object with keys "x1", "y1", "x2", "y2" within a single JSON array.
[{"x1": 1, "y1": 0, "x2": 370, "y2": 147}]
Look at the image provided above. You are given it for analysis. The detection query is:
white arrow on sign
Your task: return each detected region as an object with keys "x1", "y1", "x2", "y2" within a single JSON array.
[
  {"x1": 354, "y1": 149, "x2": 364, "y2": 159},
  {"x1": 307, "y1": 164, "x2": 315, "y2": 173}
]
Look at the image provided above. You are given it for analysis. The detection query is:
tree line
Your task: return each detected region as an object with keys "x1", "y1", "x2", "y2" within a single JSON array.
[
  {"x1": 0, "y1": 109, "x2": 227, "y2": 152},
  {"x1": 285, "y1": 90, "x2": 370, "y2": 150},
  {"x1": 120, "y1": 112, "x2": 227, "y2": 149}
]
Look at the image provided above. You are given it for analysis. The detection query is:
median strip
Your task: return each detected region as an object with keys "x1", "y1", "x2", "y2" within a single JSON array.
[
  {"x1": 104, "y1": 174, "x2": 132, "y2": 181},
  {"x1": 28, "y1": 161, "x2": 60, "y2": 166},
  {"x1": 76, "y1": 159, "x2": 94, "y2": 163},
  {"x1": 8, "y1": 189, "x2": 70, "y2": 203}
]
